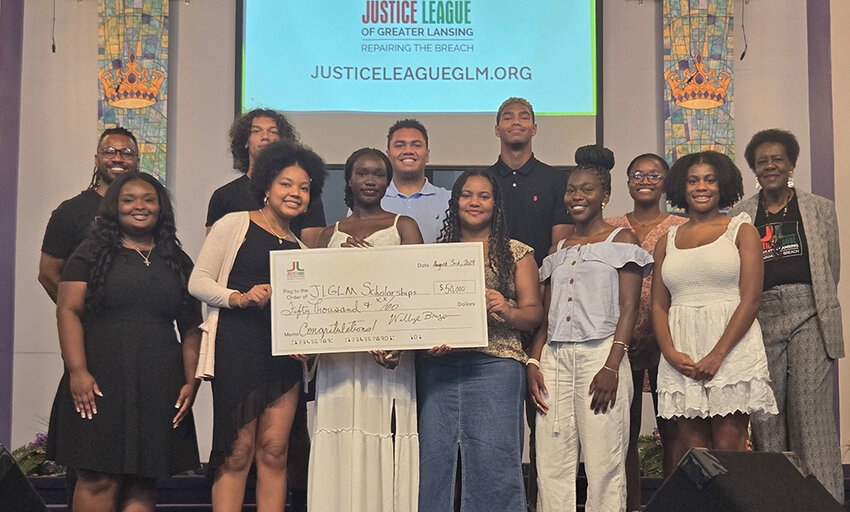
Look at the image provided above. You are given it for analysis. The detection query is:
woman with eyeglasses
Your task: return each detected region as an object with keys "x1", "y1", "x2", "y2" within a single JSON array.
[
  {"x1": 653, "y1": 151, "x2": 777, "y2": 469},
  {"x1": 728, "y1": 129, "x2": 845, "y2": 502},
  {"x1": 606, "y1": 153, "x2": 686, "y2": 509}
]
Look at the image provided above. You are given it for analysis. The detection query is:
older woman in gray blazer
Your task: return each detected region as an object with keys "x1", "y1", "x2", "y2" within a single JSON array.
[{"x1": 728, "y1": 128, "x2": 844, "y2": 503}]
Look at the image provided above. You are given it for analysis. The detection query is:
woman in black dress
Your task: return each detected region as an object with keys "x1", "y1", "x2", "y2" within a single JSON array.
[
  {"x1": 189, "y1": 140, "x2": 326, "y2": 511},
  {"x1": 47, "y1": 172, "x2": 202, "y2": 512}
]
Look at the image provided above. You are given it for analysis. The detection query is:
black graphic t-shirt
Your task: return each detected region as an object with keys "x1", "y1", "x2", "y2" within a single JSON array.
[{"x1": 753, "y1": 192, "x2": 812, "y2": 291}]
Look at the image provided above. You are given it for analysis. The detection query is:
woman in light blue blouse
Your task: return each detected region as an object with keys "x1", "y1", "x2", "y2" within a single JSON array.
[{"x1": 527, "y1": 146, "x2": 652, "y2": 512}]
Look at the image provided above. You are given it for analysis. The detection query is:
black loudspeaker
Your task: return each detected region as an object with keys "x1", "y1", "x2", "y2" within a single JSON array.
[
  {"x1": 0, "y1": 444, "x2": 48, "y2": 512},
  {"x1": 644, "y1": 448, "x2": 843, "y2": 512}
]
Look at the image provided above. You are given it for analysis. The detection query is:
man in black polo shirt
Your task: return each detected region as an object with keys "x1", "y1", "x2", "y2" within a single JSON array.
[
  {"x1": 206, "y1": 109, "x2": 326, "y2": 247},
  {"x1": 39, "y1": 127, "x2": 140, "y2": 302},
  {"x1": 486, "y1": 97, "x2": 573, "y2": 267},
  {"x1": 486, "y1": 97, "x2": 573, "y2": 511}
]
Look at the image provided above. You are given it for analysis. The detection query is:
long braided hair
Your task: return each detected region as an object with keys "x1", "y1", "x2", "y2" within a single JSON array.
[
  {"x1": 438, "y1": 169, "x2": 515, "y2": 295},
  {"x1": 84, "y1": 173, "x2": 191, "y2": 311}
]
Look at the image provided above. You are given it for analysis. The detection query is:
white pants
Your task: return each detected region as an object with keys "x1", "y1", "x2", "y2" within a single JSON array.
[{"x1": 535, "y1": 337, "x2": 632, "y2": 512}]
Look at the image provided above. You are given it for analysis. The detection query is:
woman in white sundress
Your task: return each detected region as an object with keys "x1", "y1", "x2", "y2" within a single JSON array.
[
  {"x1": 306, "y1": 148, "x2": 423, "y2": 512},
  {"x1": 652, "y1": 150, "x2": 778, "y2": 467}
]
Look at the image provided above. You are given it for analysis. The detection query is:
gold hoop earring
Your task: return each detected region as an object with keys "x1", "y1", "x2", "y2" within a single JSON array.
[{"x1": 263, "y1": 196, "x2": 269, "y2": 206}]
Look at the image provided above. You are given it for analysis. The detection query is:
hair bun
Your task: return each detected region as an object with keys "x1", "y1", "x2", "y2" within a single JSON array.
[{"x1": 575, "y1": 145, "x2": 615, "y2": 171}]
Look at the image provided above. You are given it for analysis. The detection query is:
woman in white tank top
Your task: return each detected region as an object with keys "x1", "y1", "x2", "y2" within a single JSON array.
[{"x1": 307, "y1": 148, "x2": 423, "y2": 512}]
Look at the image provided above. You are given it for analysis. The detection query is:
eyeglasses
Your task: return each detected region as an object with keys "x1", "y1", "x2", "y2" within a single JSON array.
[
  {"x1": 99, "y1": 147, "x2": 138, "y2": 159},
  {"x1": 628, "y1": 171, "x2": 664, "y2": 183}
]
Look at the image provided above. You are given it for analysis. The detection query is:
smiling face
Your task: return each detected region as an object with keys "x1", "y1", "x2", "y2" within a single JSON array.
[
  {"x1": 349, "y1": 154, "x2": 390, "y2": 207},
  {"x1": 564, "y1": 168, "x2": 609, "y2": 224},
  {"x1": 458, "y1": 175, "x2": 495, "y2": 231},
  {"x1": 627, "y1": 156, "x2": 666, "y2": 205},
  {"x1": 117, "y1": 178, "x2": 160, "y2": 236},
  {"x1": 754, "y1": 141, "x2": 794, "y2": 193},
  {"x1": 387, "y1": 127, "x2": 430, "y2": 180},
  {"x1": 495, "y1": 102, "x2": 537, "y2": 149},
  {"x1": 685, "y1": 162, "x2": 720, "y2": 213},
  {"x1": 265, "y1": 164, "x2": 311, "y2": 220},
  {"x1": 95, "y1": 134, "x2": 139, "y2": 186},
  {"x1": 246, "y1": 116, "x2": 282, "y2": 170}
]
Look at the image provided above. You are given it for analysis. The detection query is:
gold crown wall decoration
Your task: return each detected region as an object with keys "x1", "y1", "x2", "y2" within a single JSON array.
[
  {"x1": 98, "y1": 47, "x2": 164, "y2": 109},
  {"x1": 665, "y1": 52, "x2": 731, "y2": 110}
]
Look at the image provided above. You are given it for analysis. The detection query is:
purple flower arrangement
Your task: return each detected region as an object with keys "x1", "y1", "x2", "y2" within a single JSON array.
[{"x1": 11, "y1": 432, "x2": 66, "y2": 476}]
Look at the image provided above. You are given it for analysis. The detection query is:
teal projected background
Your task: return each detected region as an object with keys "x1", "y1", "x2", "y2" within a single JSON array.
[{"x1": 242, "y1": 0, "x2": 596, "y2": 114}]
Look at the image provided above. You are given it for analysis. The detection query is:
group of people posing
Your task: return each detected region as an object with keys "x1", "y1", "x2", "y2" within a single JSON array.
[{"x1": 38, "y1": 97, "x2": 844, "y2": 512}]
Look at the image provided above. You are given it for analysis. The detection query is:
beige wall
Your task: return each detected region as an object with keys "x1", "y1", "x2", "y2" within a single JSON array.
[
  {"x1": 832, "y1": 0, "x2": 850, "y2": 462},
  {"x1": 11, "y1": 1, "x2": 849, "y2": 463}
]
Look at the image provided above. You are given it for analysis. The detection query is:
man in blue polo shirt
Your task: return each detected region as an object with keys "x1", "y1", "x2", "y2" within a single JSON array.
[{"x1": 382, "y1": 119, "x2": 451, "y2": 243}]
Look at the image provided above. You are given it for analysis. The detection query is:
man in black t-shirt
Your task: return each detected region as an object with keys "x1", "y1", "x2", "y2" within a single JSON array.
[
  {"x1": 486, "y1": 97, "x2": 574, "y2": 267},
  {"x1": 39, "y1": 127, "x2": 140, "y2": 303},
  {"x1": 206, "y1": 109, "x2": 326, "y2": 247}
]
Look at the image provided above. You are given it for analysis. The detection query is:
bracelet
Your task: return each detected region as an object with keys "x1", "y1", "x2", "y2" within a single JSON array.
[
  {"x1": 613, "y1": 340, "x2": 630, "y2": 350},
  {"x1": 237, "y1": 293, "x2": 246, "y2": 309},
  {"x1": 526, "y1": 358, "x2": 541, "y2": 368},
  {"x1": 602, "y1": 364, "x2": 619, "y2": 376}
]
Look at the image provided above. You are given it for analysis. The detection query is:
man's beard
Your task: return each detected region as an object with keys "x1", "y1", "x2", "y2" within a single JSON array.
[
  {"x1": 507, "y1": 140, "x2": 529, "y2": 152},
  {"x1": 97, "y1": 165, "x2": 129, "y2": 185}
]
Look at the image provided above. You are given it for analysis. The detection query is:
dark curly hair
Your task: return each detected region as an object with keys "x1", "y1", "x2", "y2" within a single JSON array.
[
  {"x1": 252, "y1": 140, "x2": 327, "y2": 205},
  {"x1": 85, "y1": 172, "x2": 190, "y2": 311},
  {"x1": 438, "y1": 169, "x2": 514, "y2": 296},
  {"x1": 229, "y1": 109, "x2": 297, "y2": 172},
  {"x1": 343, "y1": 148, "x2": 393, "y2": 209},
  {"x1": 743, "y1": 128, "x2": 800, "y2": 171},
  {"x1": 574, "y1": 144, "x2": 615, "y2": 194},
  {"x1": 87, "y1": 127, "x2": 139, "y2": 191},
  {"x1": 626, "y1": 153, "x2": 669, "y2": 176},
  {"x1": 665, "y1": 151, "x2": 743, "y2": 212},
  {"x1": 386, "y1": 119, "x2": 429, "y2": 148}
]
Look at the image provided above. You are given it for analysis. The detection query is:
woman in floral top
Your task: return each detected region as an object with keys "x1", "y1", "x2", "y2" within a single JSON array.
[{"x1": 417, "y1": 169, "x2": 543, "y2": 511}]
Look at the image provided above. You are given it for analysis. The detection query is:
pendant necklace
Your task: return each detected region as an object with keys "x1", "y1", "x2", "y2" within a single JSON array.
[
  {"x1": 260, "y1": 208, "x2": 287, "y2": 245},
  {"x1": 125, "y1": 240, "x2": 154, "y2": 267},
  {"x1": 762, "y1": 188, "x2": 794, "y2": 219},
  {"x1": 627, "y1": 211, "x2": 664, "y2": 228}
]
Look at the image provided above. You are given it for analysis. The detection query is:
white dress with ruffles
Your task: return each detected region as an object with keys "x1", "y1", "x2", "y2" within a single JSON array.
[
  {"x1": 308, "y1": 215, "x2": 418, "y2": 512},
  {"x1": 657, "y1": 213, "x2": 778, "y2": 420}
]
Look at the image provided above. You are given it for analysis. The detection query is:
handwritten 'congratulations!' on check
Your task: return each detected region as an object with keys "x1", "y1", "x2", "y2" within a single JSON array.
[{"x1": 269, "y1": 242, "x2": 489, "y2": 355}]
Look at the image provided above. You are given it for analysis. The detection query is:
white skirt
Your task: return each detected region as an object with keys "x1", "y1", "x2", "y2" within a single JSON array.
[
  {"x1": 657, "y1": 299, "x2": 778, "y2": 420},
  {"x1": 308, "y1": 352, "x2": 418, "y2": 512}
]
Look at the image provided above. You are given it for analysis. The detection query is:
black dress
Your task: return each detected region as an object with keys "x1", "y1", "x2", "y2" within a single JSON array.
[
  {"x1": 46, "y1": 244, "x2": 200, "y2": 478},
  {"x1": 209, "y1": 222, "x2": 302, "y2": 472}
]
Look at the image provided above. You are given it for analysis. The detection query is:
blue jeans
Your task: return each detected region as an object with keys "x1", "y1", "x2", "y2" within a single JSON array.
[{"x1": 417, "y1": 351, "x2": 526, "y2": 512}]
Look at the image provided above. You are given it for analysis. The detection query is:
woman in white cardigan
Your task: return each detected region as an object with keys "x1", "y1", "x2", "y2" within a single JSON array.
[{"x1": 189, "y1": 140, "x2": 326, "y2": 512}]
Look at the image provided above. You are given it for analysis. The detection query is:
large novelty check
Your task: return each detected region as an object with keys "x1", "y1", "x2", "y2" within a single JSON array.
[{"x1": 269, "y1": 243, "x2": 489, "y2": 355}]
